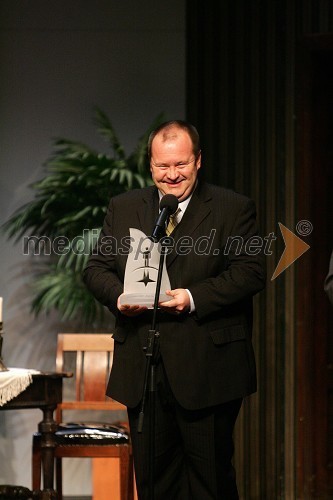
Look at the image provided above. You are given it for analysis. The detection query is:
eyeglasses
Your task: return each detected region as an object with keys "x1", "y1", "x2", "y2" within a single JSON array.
[{"x1": 150, "y1": 158, "x2": 196, "y2": 170}]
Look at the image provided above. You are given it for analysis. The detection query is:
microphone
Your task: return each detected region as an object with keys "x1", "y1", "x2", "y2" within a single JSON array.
[{"x1": 151, "y1": 194, "x2": 179, "y2": 242}]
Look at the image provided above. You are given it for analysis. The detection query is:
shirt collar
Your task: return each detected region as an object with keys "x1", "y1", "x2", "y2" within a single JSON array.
[{"x1": 157, "y1": 182, "x2": 197, "y2": 214}]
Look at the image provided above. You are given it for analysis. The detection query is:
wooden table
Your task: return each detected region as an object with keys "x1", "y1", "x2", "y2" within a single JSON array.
[{"x1": 1, "y1": 371, "x2": 69, "y2": 499}]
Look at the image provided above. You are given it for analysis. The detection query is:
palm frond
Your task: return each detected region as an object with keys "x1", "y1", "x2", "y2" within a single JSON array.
[
  {"x1": 94, "y1": 107, "x2": 125, "y2": 159},
  {"x1": 131, "y1": 112, "x2": 165, "y2": 174},
  {"x1": 31, "y1": 266, "x2": 105, "y2": 324},
  {"x1": 1, "y1": 108, "x2": 163, "y2": 326},
  {"x1": 56, "y1": 229, "x2": 100, "y2": 273}
]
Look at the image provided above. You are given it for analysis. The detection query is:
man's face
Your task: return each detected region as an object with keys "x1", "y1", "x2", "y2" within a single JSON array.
[{"x1": 150, "y1": 129, "x2": 201, "y2": 202}]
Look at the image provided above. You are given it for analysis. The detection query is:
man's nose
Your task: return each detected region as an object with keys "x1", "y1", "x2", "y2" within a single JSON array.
[{"x1": 167, "y1": 166, "x2": 179, "y2": 180}]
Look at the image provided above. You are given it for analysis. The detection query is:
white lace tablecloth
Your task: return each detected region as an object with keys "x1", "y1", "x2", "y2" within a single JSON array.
[{"x1": 0, "y1": 368, "x2": 40, "y2": 406}]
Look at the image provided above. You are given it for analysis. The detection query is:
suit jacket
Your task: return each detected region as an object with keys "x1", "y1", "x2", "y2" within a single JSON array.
[{"x1": 83, "y1": 182, "x2": 266, "y2": 410}]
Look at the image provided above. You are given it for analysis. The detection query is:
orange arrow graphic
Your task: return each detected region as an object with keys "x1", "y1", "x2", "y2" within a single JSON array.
[{"x1": 271, "y1": 223, "x2": 310, "y2": 280}]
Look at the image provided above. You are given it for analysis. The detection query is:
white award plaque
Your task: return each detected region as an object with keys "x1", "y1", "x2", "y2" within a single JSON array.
[{"x1": 118, "y1": 228, "x2": 171, "y2": 308}]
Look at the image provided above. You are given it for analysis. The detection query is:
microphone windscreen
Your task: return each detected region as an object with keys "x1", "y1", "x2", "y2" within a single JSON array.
[{"x1": 159, "y1": 194, "x2": 178, "y2": 214}]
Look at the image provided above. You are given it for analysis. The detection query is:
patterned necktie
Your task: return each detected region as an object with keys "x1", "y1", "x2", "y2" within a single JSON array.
[{"x1": 166, "y1": 208, "x2": 181, "y2": 236}]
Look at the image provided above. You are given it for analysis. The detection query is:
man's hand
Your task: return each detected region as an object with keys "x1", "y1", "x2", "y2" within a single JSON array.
[
  {"x1": 117, "y1": 295, "x2": 147, "y2": 317},
  {"x1": 159, "y1": 289, "x2": 190, "y2": 315}
]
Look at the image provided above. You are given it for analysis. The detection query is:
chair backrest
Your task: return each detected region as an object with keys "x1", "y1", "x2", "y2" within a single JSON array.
[{"x1": 56, "y1": 333, "x2": 125, "y2": 422}]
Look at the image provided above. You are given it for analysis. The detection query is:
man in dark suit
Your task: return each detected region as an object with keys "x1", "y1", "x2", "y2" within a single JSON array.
[{"x1": 83, "y1": 120, "x2": 266, "y2": 499}]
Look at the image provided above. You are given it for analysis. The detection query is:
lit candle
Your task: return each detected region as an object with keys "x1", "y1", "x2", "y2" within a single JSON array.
[{"x1": 0, "y1": 297, "x2": 2, "y2": 323}]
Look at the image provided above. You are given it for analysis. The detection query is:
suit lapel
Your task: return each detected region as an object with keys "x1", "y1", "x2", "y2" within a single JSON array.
[{"x1": 136, "y1": 186, "x2": 159, "y2": 237}]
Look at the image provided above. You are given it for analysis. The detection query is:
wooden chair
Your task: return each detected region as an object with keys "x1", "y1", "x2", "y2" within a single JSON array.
[{"x1": 32, "y1": 333, "x2": 134, "y2": 500}]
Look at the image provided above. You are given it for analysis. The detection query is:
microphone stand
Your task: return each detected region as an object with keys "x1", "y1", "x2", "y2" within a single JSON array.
[{"x1": 137, "y1": 234, "x2": 170, "y2": 500}]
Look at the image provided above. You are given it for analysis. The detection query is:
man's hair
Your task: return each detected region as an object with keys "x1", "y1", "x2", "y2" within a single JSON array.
[{"x1": 147, "y1": 120, "x2": 201, "y2": 160}]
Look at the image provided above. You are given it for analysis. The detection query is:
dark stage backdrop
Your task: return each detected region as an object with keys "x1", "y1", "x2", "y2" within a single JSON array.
[{"x1": 186, "y1": 1, "x2": 333, "y2": 498}]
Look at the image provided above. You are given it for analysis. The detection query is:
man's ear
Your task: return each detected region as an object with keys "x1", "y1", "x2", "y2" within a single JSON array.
[{"x1": 196, "y1": 151, "x2": 202, "y2": 170}]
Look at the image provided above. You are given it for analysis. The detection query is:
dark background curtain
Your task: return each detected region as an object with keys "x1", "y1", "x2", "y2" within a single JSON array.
[{"x1": 186, "y1": 1, "x2": 333, "y2": 498}]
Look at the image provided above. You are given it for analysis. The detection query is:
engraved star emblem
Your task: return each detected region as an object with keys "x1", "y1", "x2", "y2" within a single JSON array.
[{"x1": 138, "y1": 270, "x2": 155, "y2": 287}]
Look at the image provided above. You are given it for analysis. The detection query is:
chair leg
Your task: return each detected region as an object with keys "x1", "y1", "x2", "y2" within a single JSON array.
[
  {"x1": 119, "y1": 447, "x2": 134, "y2": 500},
  {"x1": 92, "y1": 458, "x2": 119, "y2": 499},
  {"x1": 33, "y1": 449, "x2": 133, "y2": 500},
  {"x1": 127, "y1": 451, "x2": 134, "y2": 500}
]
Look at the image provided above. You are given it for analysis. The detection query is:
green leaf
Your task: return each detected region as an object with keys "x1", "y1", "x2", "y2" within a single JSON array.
[{"x1": 94, "y1": 107, "x2": 125, "y2": 159}]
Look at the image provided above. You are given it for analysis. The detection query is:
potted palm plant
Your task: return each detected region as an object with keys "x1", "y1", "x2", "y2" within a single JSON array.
[{"x1": 2, "y1": 108, "x2": 163, "y2": 326}]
